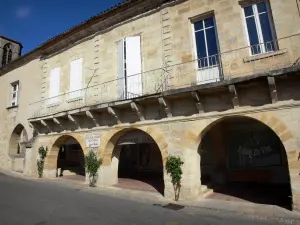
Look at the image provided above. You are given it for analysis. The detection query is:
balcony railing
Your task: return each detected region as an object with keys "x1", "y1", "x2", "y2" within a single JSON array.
[{"x1": 30, "y1": 33, "x2": 300, "y2": 119}]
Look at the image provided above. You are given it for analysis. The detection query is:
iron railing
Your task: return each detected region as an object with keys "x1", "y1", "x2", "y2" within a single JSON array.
[{"x1": 30, "y1": 34, "x2": 300, "y2": 118}]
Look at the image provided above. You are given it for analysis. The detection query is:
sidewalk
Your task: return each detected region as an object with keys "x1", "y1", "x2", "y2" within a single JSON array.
[{"x1": 2, "y1": 169, "x2": 300, "y2": 221}]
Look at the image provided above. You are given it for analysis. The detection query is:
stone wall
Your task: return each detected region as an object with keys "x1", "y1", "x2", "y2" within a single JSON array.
[
  {"x1": 0, "y1": 58, "x2": 41, "y2": 170},
  {"x1": 38, "y1": 0, "x2": 300, "y2": 108}
]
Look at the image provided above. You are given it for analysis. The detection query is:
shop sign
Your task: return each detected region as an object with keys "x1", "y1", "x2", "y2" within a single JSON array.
[
  {"x1": 117, "y1": 131, "x2": 155, "y2": 145},
  {"x1": 85, "y1": 135, "x2": 101, "y2": 148}
]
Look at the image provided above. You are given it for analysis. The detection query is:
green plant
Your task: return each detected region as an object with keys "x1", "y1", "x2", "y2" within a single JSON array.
[
  {"x1": 165, "y1": 156, "x2": 184, "y2": 201},
  {"x1": 85, "y1": 151, "x2": 102, "y2": 187},
  {"x1": 37, "y1": 146, "x2": 48, "y2": 178}
]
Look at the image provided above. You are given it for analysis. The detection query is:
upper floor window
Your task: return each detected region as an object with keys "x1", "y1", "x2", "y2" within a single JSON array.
[
  {"x1": 69, "y1": 58, "x2": 83, "y2": 99},
  {"x1": 11, "y1": 81, "x2": 19, "y2": 107},
  {"x1": 49, "y1": 67, "x2": 60, "y2": 104},
  {"x1": 117, "y1": 36, "x2": 142, "y2": 99},
  {"x1": 193, "y1": 16, "x2": 221, "y2": 84},
  {"x1": 2, "y1": 43, "x2": 13, "y2": 66},
  {"x1": 243, "y1": 1, "x2": 276, "y2": 55}
]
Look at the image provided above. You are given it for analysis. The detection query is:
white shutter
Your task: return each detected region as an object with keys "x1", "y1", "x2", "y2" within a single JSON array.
[
  {"x1": 117, "y1": 40, "x2": 125, "y2": 99},
  {"x1": 49, "y1": 67, "x2": 60, "y2": 104},
  {"x1": 125, "y1": 36, "x2": 142, "y2": 97},
  {"x1": 70, "y1": 58, "x2": 83, "y2": 98}
]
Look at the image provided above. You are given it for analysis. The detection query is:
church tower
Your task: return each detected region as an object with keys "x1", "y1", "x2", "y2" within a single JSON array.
[{"x1": 0, "y1": 36, "x2": 23, "y2": 67}]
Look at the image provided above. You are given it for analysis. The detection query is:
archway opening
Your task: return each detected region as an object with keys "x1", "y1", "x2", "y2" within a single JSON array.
[
  {"x1": 56, "y1": 136, "x2": 85, "y2": 181},
  {"x1": 113, "y1": 130, "x2": 164, "y2": 195},
  {"x1": 9, "y1": 124, "x2": 28, "y2": 155},
  {"x1": 199, "y1": 117, "x2": 292, "y2": 210}
]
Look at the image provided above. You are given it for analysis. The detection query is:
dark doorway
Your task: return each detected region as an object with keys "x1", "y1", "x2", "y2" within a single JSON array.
[
  {"x1": 57, "y1": 138, "x2": 85, "y2": 179},
  {"x1": 199, "y1": 117, "x2": 292, "y2": 210},
  {"x1": 115, "y1": 131, "x2": 164, "y2": 195}
]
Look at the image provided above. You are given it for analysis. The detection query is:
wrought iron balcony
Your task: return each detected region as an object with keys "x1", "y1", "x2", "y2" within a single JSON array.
[{"x1": 30, "y1": 33, "x2": 300, "y2": 119}]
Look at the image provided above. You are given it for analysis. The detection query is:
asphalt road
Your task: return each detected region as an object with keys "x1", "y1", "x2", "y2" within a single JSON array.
[{"x1": 0, "y1": 173, "x2": 291, "y2": 225}]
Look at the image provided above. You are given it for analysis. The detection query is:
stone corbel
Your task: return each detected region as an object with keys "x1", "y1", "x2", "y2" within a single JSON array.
[
  {"x1": 130, "y1": 102, "x2": 145, "y2": 121},
  {"x1": 40, "y1": 120, "x2": 52, "y2": 132},
  {"x1": 267, "y1": 76, "x2": 278, "y2": 104},
  {"x1": 228, "y1": 84, "x2": 239, "y2": 108},
  {"x1": 67, "y1": 114, "x2": 81, "y2": 129},
  {"x1": 107, "y1": 107, "x2": 121, "y2": 124},
  {"x1": 53, "y1": 117, "x2": 67, "y2": 129},
  {"x1": 158, "y1": 97, "x2": 172, "y2": 118},
  {"x1": 86, "y1": 111, "x2": 101, "y2": 127},
  {"x1": 191, "y1": 91, "x2": 204, "y2": 113}
]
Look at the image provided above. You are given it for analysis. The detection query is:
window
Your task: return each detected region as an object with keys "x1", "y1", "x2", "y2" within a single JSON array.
[
  {"x1": 194, "y1": 17, "x2": 219, "y2": 69},
  {"x1": 2, "y1": 43, "x2": 12, "y2": 66},
  {"x1": 69, "y1": 58, "x2": 83, "y2": 99},
  {"x1": 193, "y1": 16, "x2": 221, "y2": 84},
  {"x1": 243, "y1": 1, "x2": 276, "y2": 55},
  {"x1": 117, "y1": 36, "x2": 142, "y2": 99},
  {"x1": 11, "y1": 82, "x2": 19, "y2": 107},
  {"x1": 49, "y1": 67, "x2": 60, "y2": 104}
]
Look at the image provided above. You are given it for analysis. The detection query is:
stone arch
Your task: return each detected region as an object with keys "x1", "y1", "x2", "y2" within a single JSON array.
[
  {"x1": 197, "y1": 113, "x2": 293, "y2": 209},
  {"x1": 44, "y1": 134, "x2": 87, "y2": 177},
  {"x1": 98, "y1": 127, "x2": 168, "y2": 195},
  {"x1": 196, "y1": 113, "x2": 296, "y2": 158},
  {"x1": 8, "y1": 124, "x2": 28, "y2": 155},
  {"x1": 100, "y1": 127, "x2": 168, "y2": 167}
]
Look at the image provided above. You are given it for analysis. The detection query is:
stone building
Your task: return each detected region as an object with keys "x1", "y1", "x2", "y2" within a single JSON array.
[
  {"x1": 1, "y1": 0, "x2": 300, "y2": 211},
  {"x1": 0, "y1": 36, "x2": 22, "y2": 67}
]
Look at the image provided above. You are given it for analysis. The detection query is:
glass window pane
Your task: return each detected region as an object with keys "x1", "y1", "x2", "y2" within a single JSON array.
[
  {"x1": 204, "y1": 17, "x2": 214, "y2": 28},
  {"x1": 244, "y1": 5, "x2": 254, "y2": 17},
  {"x1": 13, "y1": 85, "x2": 17, "y2": 91},
  {"x1": 246, "y1": 17, "x2": 261, "y2": 54},
  {"x1": 206, "y1": 27, "x2": 219, "y2": 66},
  {"x1": 194, "y1": 21, "x2": 203, "y2": 31},
  {"x1": 195, "y1": 30, "x2": 208, "y2": 68},
  {"x1": 259, "y1": 13, "x2": 274, "y2": 42},
  {"x1": 257, "y1": 2, "x2": 267, "y2": 13}
]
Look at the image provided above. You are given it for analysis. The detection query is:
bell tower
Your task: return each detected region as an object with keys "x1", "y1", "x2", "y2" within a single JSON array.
[{"x1": 0, "y1": 36, "x2": 22, "y2": 67}]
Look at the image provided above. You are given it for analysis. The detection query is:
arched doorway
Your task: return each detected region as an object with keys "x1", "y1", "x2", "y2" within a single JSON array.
[
  {"x1": 199, "y1": 116, "x2": 292, "y2": 209},
  {"x1": 113, "y1": 130, "x2": 164, "y2": 195},
  {"x1": 8, "y1": 124, "x2": 28, "y2": 173},
  {"x1": 47, "y1": 135, "x2": 85, "y2": 181},
  {"x1": 8, "y1": 124, "x2": 28, "y2": 155}
]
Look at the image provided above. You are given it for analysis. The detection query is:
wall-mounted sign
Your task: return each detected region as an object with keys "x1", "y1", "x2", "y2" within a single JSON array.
[
  {"x1": 117, "y1": 131, "x2": 155, "y2": 145},
  {"x1": 85, "y1": 135, "x2": 101, "y2": 148}
]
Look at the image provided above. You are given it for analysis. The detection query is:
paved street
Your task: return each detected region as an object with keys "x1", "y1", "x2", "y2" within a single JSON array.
[{"x1": 0, "y1": 173, "x2": 296, "y2": 225}]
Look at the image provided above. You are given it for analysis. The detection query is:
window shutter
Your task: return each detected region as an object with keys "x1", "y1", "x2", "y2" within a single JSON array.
[
  {"x1": 117, "y1": 39, "x2": 125, "y2": 99},
  {"x1": 125, "y1": 36, "x2": 142, "y2": 97},
  {"x1": 49, "y1": 68, "x2": 60, "y2": 98},
  {"x1": 125, "y1": 36, "x2": 142, "y2": 76},
  {"x1": 70, "y1": 58, "x2": 83, "y2": 91}
]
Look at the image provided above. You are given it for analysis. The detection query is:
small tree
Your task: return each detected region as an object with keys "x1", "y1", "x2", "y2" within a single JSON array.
[
  {"x1": 37, "y1": 146, "x2": 48, "y2": 178},
  {"x1": 85, "y1": 151, "x2": 102, "y2": 187},
  {"x1": 166, "y1": 156, "x2": 184, "y2": 201}
]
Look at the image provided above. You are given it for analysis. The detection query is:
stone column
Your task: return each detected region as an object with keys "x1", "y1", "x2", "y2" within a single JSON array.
[{"x1": 179, "y1": 148, "x2": 201, "y2": 200}]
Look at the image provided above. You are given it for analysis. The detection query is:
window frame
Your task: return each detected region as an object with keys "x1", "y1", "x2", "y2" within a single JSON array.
[
  {"x1": 191, "y1": 14, "x2": 221, "y2": 70},
  {"x1": 241, "y1": 0, "x2": 277, "y2": 56},
  {"x1": 11, "y1": 81, "x2": 19, "y2": 107}
]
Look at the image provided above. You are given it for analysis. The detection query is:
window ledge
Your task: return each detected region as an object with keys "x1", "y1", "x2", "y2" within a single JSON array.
[
  {"x1": 6, "y1": 105, "x2": 18, "y2": 110},
  {"x1": 243, "y1": 49, "x2": 287, "y2": 63},
  {"x1": 67, "y1": 96, "x2": 83, "y2": 103}
]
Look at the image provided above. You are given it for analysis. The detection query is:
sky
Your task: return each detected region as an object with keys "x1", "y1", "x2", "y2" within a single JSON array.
[{"x1": 0, "y1": 0, "x2": 125, "y2": 54}]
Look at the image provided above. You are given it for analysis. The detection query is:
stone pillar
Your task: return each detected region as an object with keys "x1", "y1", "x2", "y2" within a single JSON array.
[
  {"x1": 179, "y1": 148, "x2": 201, "y2": 200},
  {"x1": 23, "y1": 147, "x2": 37, "y2": 177}
]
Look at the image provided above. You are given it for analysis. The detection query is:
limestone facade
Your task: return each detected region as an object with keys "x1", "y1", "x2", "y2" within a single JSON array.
[{"x1": 0, "y1": 0, "x2": 300, "y2": 210}]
